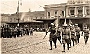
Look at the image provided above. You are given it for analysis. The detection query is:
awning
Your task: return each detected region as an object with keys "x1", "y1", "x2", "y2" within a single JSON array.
[
  {"x1": 6, "y1": 21, "x2": 43, "y2": 24},
  {"x1": 34, "y1": 18, "x2": 56, "y2": 21},
  {"x1": 60, "y1": 17, "x2": 90, "y2": 19}
]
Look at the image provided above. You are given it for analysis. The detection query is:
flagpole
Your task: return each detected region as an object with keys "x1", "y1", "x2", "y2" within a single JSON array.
[{"x1": 17, "y1": 0, "x2": 20, "y2": 27}]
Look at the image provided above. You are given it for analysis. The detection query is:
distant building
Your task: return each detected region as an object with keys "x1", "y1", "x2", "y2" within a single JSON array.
[
  {"x1": 6, "y1": 11, "x2": 45, "y2": 29},
  {"x1": 41, "y1": 0, "x2": 90, "y2": 30},
  {"x1": 2, "y1": 0, "x2": 90, "y2": 30},
  {"x1": 1, "y1": 14, "x2": 10, "y2": 26}
]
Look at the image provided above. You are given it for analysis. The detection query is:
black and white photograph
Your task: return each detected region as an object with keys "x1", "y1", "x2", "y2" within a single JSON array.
[{"x1": 1, "y1": 0, "x2": 90, "y2": 54}]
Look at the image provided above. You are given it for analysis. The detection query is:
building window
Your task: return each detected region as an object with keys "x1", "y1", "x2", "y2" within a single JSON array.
[
  {"x1": 62, "y1": 11, "x2": 64, "y2": 16},
  {"x1": 87, "y1": 9, "x2": 90, "y2": 15},
  {"x1": 78, "y1": 10, "x2": 82, "y2": 15},
  {"x1": 70, "y1": 10, "x2": 74, "y2": 15},
  {"x1": 48, "y1": 12, "x2": 50, "y2": 16},
  {"x1": 55, "y1": 11, "x2": 57, "y2": 15},
  {"x1": 78, "y1": 10, "x2": 83, "y2": 17}
]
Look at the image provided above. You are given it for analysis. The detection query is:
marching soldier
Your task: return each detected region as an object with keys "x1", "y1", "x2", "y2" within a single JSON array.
[
  {"x1": 70, "y1": 25, "x2": 76, "y2": 46},
  {"x1": 48, "y1": 23, "x2": 57, "y2": 50},
  {"x1": 56, "y1": 26, "x2": 62, "y2": 43},
  {"x1": 49, "y1": 23, "x2": 57, "y2": 50},
  {"x1": 62, "y1": 23, "x2": 71, "y2": 52},
  {"x1": 83, "y1": 25, "x2": 89, "y2": 45},
  {"x1": 75, "y1": 24, "x2": 81, "y2": 43}
]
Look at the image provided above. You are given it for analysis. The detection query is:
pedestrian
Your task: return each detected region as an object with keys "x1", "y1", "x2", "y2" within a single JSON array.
[
  {"x1": 62, "y1": 23, "x2": 71, "y2": 52},
  {"x1": 75, "y1": 24, "x2": 81, "y2": 43},
  {"x1": 30, "y1": 27, "x2": 33, "y2": 35},
  {"x1": 83, "y1": 25, "x2": 89, "y2": 44}
]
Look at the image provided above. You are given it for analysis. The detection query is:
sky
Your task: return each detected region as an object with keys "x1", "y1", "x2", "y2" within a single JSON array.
[{"x1": 1, "y1": 0, "x2": 67, "y2": 14}]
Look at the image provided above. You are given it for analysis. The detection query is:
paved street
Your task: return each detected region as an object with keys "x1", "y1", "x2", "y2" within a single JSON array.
[{"x1": 1, "y1": 32, "x2": 90, "y2": 54}]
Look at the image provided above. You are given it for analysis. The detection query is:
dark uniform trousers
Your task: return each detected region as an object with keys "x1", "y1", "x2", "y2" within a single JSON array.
[
  {"x1": 49, "y1": 33, "x2": 57, "y2": 49},
  {"x1": 84, "y1": 32, "x2": 89, "y2": 44},
  {"x1": 76, "y1": 33, "x2": 80, "y2": 43},
  {"x1": 56, "y1": 32, "x2": 61, "y2": 43},
  {"x1": 62, "y1": 35, "x2": 70, "y2": 51}
]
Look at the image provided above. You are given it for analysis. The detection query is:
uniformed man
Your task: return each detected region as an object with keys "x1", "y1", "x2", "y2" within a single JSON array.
[
  {"x1": 75, "y1": 24, "x2": 80, "y2": 43},
  {"x1": 62, "y1": 23, "x2": 71, "y2": 52},
  {"x1": 14, "y1": 27, "x2": 17, "y2": 38},
  {"x1": 4, "y1": 25, "x2": 10, "y2": 38},
  {"x1": 1, "y1": 26, "x2": 4, "y2": 38},
  {"x1": 56, "y1": 26, "x2": 62, "y2": 43},
  {"x1": 30, "y1": 27, "x2": 33, "y2": 35},
  {"x1": 2, "y1": 25, "x2": 5, "y2": 38},
  {"x1": 70, "y1": 25, "x2": 76, "y2": 46},
  {"x1": 11, "y1": 26, "x2": 14, "y2": 38},
  {"x1": 17, "y1": 27, "x2": 20, "y2": 37},
  {"x1": 83, "y1": 25, "x2": 89, "y2": 44},
  {"x1": 49, "y1": 23, "x2": 57, "y2": 50}
]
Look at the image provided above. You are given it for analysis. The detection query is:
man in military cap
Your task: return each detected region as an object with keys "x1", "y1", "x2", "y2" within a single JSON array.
[
  {"x1": 48, "y1": 23, "x2": 57, "y2": 50},
  {"x1": 83, "y1": 24, "x2": 89, "y2": 44},
  {"x1": 62, "y1": 23, "x2": 71, "y2": 52},
  {"x1": 75, "y1": 24, "x2": 81, "y2": 43}
]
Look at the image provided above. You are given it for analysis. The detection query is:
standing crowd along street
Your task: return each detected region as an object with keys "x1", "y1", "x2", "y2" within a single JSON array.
[{"x1": 1, "y1": 25, "x2": 33, "y2": 38}]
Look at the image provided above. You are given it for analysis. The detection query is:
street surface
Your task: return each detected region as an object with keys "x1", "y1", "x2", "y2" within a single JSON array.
[{"x1": 1, "y1": 32, "x2": 90, "y2": 54}]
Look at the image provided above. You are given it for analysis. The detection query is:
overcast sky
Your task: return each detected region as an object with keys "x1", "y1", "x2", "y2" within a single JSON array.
[{"x1": 1, "y1": 0, "x2": 67, "y2": 14}]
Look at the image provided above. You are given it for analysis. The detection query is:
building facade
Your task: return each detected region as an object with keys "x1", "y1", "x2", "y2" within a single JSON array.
[
  {"x1": 43, "y1": 0, "x2": 90, "y2": 30},
  {"x1": 1, "y1": 14, "x2": 10, "y2": 26},
  {"x1": 6, "y1": 11, "x2": 45, "y2": 29}
]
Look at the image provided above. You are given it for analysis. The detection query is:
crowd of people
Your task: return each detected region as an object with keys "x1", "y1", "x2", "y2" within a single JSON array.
[
  {"x1": 44, "y1": 23, "x2": 90, "y2": 52},
  {"x1": 1, "y1": 22, "x2": 90, "y2": 52},
  {"x1": 1, "y1": 25, "x2": 33, "y2": 38}
]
